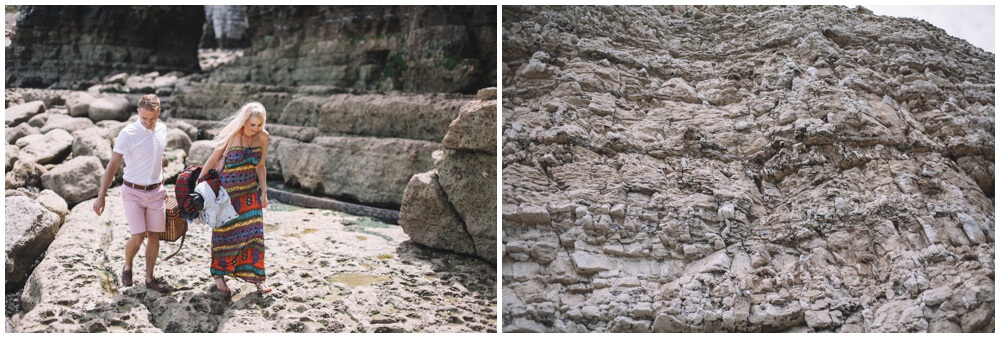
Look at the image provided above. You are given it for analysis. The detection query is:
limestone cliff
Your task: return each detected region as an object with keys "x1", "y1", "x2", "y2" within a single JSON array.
[
  {"x1": 174, "y1": 5, "x2": 497, "y2": 209},
  {"x1": 502, "y1": 5, "x2": 994, "y2": 333},
  {"x1": 5, "y1": 6, "x2": 203, "y2": 89},
  {"x1": 206, "y1": 5, "x2": 496, "y2": 93}
]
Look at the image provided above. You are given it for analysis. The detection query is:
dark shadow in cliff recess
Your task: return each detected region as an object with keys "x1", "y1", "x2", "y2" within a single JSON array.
[{"x1": 5, "y1": 5, "x2": 204, "y2": 89}]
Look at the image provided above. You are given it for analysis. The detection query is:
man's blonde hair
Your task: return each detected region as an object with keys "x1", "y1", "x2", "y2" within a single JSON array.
[{"x1": 138, "y1": 94, "x2": 160, "y2": 112}]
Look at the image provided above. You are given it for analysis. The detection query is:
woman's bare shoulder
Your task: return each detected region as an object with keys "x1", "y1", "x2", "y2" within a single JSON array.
[{"x1": 256, "y1": 130, "x2": 270, "y2": 147}]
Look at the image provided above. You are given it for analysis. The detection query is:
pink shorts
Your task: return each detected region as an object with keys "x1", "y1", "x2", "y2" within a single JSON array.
[{"x1": 122, "y1": 185, "x2": 166, "y2": 235}]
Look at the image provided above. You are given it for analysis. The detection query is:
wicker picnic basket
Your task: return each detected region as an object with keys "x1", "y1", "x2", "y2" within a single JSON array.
[
  {"x1": 162, "y1": 196, "x2": 187, "y2": 260},
  {"x1": 163, "y1": 196, "x2": 187, "y2": 242}
]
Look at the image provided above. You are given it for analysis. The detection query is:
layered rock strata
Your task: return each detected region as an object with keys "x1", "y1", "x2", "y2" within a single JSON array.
[
  {"x1": 5, "y1": 6, "x2": 203, "y2": 89},
  {"x1": 400, "y1": 88, "x2": 498, "y2": 263},
  {"x1": 502, "y1": 5, "x2": 994, "y2": 333},
  {"x1": 174, "y1": 87, "x2": 473, "y2": 208},
  {"x1": 206, "y1": 5, "x2": 496, "y2": 93}
]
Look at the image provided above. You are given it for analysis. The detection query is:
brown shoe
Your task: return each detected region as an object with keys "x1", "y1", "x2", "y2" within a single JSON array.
[
  {"x1": 145, "y1": 278, "x2": 171, "y2": 293},
  {"x1": 121, "y1": 269, "x2": 133, "y2": 287}
]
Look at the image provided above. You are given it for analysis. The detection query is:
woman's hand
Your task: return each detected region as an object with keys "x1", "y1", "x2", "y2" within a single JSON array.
[{"x1": 261, "y1": 194, "x2": 269, "y2": 209}]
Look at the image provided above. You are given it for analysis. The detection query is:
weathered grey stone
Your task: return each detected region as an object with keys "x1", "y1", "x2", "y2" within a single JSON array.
[
  {"x1": 185, "y1": 140, "x2": 216, "y2": 167},
  {"x1": 88, "y1": 96, "x2": 131, "y2": 122},
  {"x1": 5, "y1": 160, "x2": 47, "y2": 190},
  {"x1": 276, "y1": 136, "x2": 439, "y2": 207},
  {"x1": 16, "y1": 129, "x2": 74, "y2": 165},
  {"x1": 26, "y1": 112, "x2": 50, "y2": 128},
  {"x1": 167, "y1": 128, "x2": 192, "y2": 153},
  {"x1": 399, "y1": 171, "x2": 476, "y2": 256},
  {"x1": 39, "y1": 114, "x2": 96, "y2": 134},
  {"x1": 67, "y1": 93, "x2": 97, "y2": 117},
  {"x1": 5, "y1": 196, "x2": 61, "y2": 291},
  {"x1": 435, "y1": 150, "x2": 496, "y2": 262},
  {"x1": 167, "y1": 120, "x2": 198, "y2": 141},
  {"x1": 571, "y1": 251, "x2": 612, "y2": 274},
  {"x1": 35, "y1": 189, "x2": 69, "y2": 222},
  {"x1": 41, "y1": 156, "x2": 103, "y2": 207},
  {"x1": 71, "y1": 128, "x2": 113, "y2": 167},
  {"x1": 6, "y1": 123, "x2": 40, "y2": 145},
  {"x1": 441, "y1": 90, "x2": 497, "y2": 154},
  {"x1": 6, "y1": 145, "x2": 19, "y2": 171},
  {"x1": 5, "y1": 101, "x2": 46, "y2": 127},
  {"x1": 162, "y1": 149, "x2": 186, "y2": 184}
]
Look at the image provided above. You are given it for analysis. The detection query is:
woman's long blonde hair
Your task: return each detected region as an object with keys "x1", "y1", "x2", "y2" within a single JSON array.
[{"x1": 213, "y1": 102, "x2": 267, "y2": 150}]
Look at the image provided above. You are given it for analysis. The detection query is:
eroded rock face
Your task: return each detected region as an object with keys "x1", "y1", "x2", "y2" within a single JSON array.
[
  {"x1": 207, "y1": 6, "x2": 495, "y2": 93},
  {"x1": 400, "y1": 88, "x2": 497, "y2": 263},
  {"x1": 501, "y1": 5, "x2": 994, "y2": 333},
  {"x1": 5, "y1": 6, "x2": 203, "y2": 89}
]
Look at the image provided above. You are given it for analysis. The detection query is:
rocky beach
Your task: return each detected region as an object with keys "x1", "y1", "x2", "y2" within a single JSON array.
[
  {"x1": 8, "y1": 187, "x2": 495, "y2": 333},
  {"x1": 502, "y1": 5, "x2": 993, "y2": 333}
]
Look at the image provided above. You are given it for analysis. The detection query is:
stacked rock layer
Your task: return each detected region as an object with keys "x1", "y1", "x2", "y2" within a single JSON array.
[{"x1": 501, "y1": 5, "x2": 994, "y2": 333}]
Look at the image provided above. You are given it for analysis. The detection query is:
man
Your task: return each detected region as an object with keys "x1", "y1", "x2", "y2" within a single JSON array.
[{"x1": 92, "y1": 94, "x2": 170, "y2": 293}]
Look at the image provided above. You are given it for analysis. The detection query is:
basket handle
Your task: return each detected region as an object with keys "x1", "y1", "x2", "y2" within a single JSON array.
[{"x1": 162, "y1": 233, "x2": 185, "y2": 261}]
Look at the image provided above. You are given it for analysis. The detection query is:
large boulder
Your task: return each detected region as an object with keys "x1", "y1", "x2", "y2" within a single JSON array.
[
  {"x1": 5, "y1": 101, "x2": 46, "y2": 127},
  {"x1": 39, "y1": 114, "x2": 96, "y2": 134},
  {"x1": 125, "y1": 76, "x2": 156, "y2": 94},
  {"x1": 5, "y1": 196, "x2": 62, "y2": 291},
  {"x1": 162, "y1": 149, "x2": 187, "y2": 184},
  {"x1": 436, "y1": 150, "x2": 497, "y2": 262},
  {"x1": 5, "y1": 160, "x2": 47, "y2": 189},
  {"x1": 399, "y1": 171, "x2": 477, "y2": 256},
  {"x1": 71, "y1": 128, "x2": 113, "y2": 167},
  {"x1": 26, "y1": 112, "x2": 51, "y2": 128},
  {"x1": 168, "y1": 120, "x2": 198, "y2": 140},
  {"x1": 6, "y1": 145, "x2": 19, "y2": 171},
  {"x1": 67, "y1": 93, "x2": 97, "y2": 117},
  {"x1": 275, "y1": 136, "x2": 439, "y2": 207},
  {"x1": 185, "y1": 140, "x2": 216, "y2": 167},
  {"x1": 15, "y1": 129, "x2": 74, "y2": 165},
  {"x1": 167, "y1": 128, "x2": 192, "y2": 153},
  {"x1": 88, "y1": 96, "x2": 131, "y2": 122},
  {"x1": 41, "y1": 156, "x2": 103, "y2": 207},
  {"x1": 5, "y1": 123, "x2": 40, "y2": 145},
  {"x1": 34, "y1": 189, "x2": 70, "y2": 222},
  {"x1": 441, "y1": 88, "x2": 497, "y2": 153}
]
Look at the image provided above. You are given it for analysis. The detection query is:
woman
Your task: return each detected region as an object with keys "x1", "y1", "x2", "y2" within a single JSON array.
[{"x1": 199, "y1": 102, "x2": 272, "y2": 295}]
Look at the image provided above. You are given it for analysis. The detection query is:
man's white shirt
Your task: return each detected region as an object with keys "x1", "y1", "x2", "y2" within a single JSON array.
[{"x1": 113, "y1": 120, "x2": 168, "y2": 185}]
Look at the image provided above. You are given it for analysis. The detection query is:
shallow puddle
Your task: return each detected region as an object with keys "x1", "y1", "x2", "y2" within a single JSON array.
[{"x1": 325, "y1": 273, "x2": 390, "y2": 288}]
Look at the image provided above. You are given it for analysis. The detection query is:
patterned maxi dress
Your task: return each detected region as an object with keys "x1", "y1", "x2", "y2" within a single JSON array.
[{"x1": 210, "y1": 145, "x2": 266, "y2": 283}]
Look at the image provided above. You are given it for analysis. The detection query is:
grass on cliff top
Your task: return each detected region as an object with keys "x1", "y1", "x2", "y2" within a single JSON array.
[{"x1": 6, "y1": 5, "x2": 17, "y2": 13}]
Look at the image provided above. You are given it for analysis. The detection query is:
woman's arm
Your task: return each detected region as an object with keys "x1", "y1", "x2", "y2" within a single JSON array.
[
  {"x1": 198, "y1": 147, "x2": 225, "y2": 181},
  {"x1": 257, "y1": 131, "x2": 269, "y2": 208}
]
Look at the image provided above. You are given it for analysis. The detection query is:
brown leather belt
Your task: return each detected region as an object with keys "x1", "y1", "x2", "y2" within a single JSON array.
[{"x1": 123, "y1": 180, "x2": 161, "y2": 191}]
